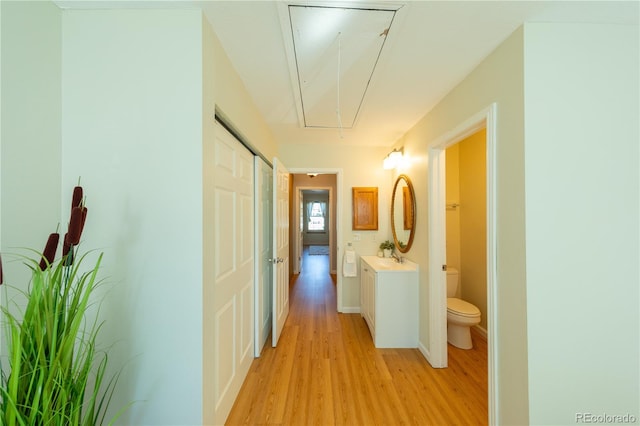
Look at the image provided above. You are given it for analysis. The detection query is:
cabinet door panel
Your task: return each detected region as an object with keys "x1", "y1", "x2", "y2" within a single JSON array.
[{"x1": 352, "y1": 187, "x2": 378, "y2": 230}]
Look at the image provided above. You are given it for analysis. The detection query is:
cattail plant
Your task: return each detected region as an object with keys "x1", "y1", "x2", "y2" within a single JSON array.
[
  {"x1": 68, "y1": 206, "x2": 87, "y2": 246},
  {"x1": 0, "y1": 183, "x2": 128, "y2": 425},
  {"x1": 38, "y1": 231, "x2": 60, "y2": 270},
  {"x1": 72, "y1": 185, "x2": 83, "y2": 209}
]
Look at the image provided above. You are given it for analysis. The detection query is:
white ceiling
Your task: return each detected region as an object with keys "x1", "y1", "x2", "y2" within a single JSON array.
[
  {"x1": 288, "y1": 5, "x2": 398, "y2": 129},
  {"x1": 202, "y1": 0, "x2": 638, "y2": 147},
  {"x1": 55, "y1": 0, "x2": 639, "y2": 147}
]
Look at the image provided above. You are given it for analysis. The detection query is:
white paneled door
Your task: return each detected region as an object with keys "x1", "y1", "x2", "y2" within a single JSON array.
[
  {"x1": 272, "y1": 158, "x2": 290, "y2": 347},
  {"x1": 255, "y1": 157, "x2": 273, "y2": 356},
  {"x1": 213, "y1": 122, "x2": 254, "y2": 424}
]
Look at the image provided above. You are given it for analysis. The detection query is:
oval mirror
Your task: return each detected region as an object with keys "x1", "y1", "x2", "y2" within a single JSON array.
[{"x1": 391, "y1": 174, "x2": 416, "y2": 253}]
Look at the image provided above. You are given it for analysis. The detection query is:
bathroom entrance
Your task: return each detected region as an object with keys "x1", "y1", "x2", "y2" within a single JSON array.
[
  {"x1": 427, "y1": 103, "x2": 497, "y2": 423},
  {"x1": 445, "y1": 130, "x2": 488, "y2": 340}
]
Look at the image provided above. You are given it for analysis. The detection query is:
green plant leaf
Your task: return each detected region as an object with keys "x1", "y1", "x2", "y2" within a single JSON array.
[{"x1": 1, "y1": 250, "x2": 130, "y2": 424}]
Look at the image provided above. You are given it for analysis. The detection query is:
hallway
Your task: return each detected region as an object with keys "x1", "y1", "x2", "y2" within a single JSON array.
[{"x1": 226, "y1": 248, "x2": 487, "y2": 425}]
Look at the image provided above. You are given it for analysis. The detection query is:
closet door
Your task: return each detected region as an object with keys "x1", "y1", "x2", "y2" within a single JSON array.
[
  {"x1": 211, "y1": 122, "x2": 254, "y2": 424},
  {"x1": 255, "y1": 157, "x2": 272, "y2": 356},
  {"x1": 272, "y1": 158, "x2": 290, "y2": 346}
]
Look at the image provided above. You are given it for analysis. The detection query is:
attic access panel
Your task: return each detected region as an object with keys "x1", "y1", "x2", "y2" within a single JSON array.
[{"x1": 288, "y1": 5, "x2": 396, "y2": 129}]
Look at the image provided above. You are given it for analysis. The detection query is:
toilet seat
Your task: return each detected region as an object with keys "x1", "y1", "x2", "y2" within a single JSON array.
[{"x1": 447, "y1": 298, "x2": 480, "y2": 318}]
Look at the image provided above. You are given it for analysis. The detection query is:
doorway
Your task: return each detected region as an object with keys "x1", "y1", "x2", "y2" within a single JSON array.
[
  {"x1": 427, "y1": 103, "x2": 497, "y2": 424},
  {"x1": 288, "y1": 169, "x2": 344, "y2": 312},
  {"x1": 300, "y1": 189, "x2": 331, "y2": 272},
  {"x1": 445, "y1": 130, "x2": 488, "y2": 339}
]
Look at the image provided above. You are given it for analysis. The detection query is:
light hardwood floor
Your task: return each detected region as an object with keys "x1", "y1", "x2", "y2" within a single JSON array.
[{"x1": 226, "y1": 249, "x2": 488, "y2": 425}]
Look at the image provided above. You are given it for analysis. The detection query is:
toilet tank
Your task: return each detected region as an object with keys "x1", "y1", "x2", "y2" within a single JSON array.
[{"x1": 446, "y1": 267, "x2": 459, "y2": 297}]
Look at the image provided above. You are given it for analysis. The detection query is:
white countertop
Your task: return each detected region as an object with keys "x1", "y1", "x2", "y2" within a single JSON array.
[{"x1": 360, "y1": 255, "x2": 418, "y2": 272}]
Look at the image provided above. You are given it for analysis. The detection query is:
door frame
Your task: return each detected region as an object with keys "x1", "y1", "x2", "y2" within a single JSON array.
[
  {"x1": 289, "y1": 168, "x2": 344, "y2": 312},
  {"x1": 427, "y1": 103, "x2": 498, "y2": 424}
]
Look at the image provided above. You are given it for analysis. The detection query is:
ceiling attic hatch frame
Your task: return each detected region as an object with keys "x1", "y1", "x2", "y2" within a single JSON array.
[{"x1": 281, "y1": 2, "x2": 401, "y2": 131}]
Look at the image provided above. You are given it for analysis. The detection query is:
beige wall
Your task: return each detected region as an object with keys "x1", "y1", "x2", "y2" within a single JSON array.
[
  {"x1": 204, "y1": 13, "x2": 279, "y2": 424},
  {"x1": 395, "y1": 27, "x2": 528, "y2": 424},
  {"x1": 445, "y1": 144, "x2": 461, "y2": 274},
  {"x1": 459, "y1": 130, "x2": 487, "y2": 330},
  {"x1": 209, "y1": 17, "x2": 278, "y2": 162}
]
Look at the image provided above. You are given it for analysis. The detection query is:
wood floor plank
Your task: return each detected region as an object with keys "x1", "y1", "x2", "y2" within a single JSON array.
[{"x1": 225, "y1": 248, "x2": 488, "y2": 425}]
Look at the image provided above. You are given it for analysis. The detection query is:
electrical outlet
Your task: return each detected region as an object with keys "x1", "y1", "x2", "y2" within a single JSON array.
[{"x1": 353, "y1": 233, "x2": 361, "y2": 241}]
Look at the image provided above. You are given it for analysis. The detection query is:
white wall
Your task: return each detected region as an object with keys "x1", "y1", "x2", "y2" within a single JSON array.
[
  {"x1": 524, "y1": 23, "x2": 639, "y2": 424},
  {"x1": 62, "y1": 10, "x2": 204, "y2": 425},
  {"x1": 0, "y1": 0, "x2": 62, "y2": 291}
]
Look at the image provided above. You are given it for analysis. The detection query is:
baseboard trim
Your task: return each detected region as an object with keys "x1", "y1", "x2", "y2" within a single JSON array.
[
  {"x1": 473, "y1": 325, "x2": 487, "y2": 341},
  {"x1": 418, "y1": 341, "x2": 431, "y2": 363},
  {"x1": 340, "y1": 306, "x2": 360, "y2": 314}
]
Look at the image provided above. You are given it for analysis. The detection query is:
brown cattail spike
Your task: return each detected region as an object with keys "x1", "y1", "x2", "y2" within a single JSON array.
[
  {"x1": 62, "y1": 233, "x2": 74, "y2": 265},
  {"x1": 68, "y1": 207, "x2": 84, "y2": 245},
  {"x1": 72, "y1": 186, "x2": 83, "y2": 209},
  {"x1": 80, "y1": 206, "x2": 88, "y2": 239},
  {"x1": 39, "y1": 233, "x2": 60, "y2": 270},
  {"x1": 62, "y1": 233, "x2": 72, "y2": 256}
]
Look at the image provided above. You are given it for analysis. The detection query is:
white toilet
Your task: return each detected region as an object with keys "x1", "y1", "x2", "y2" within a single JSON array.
[{"x1": 446, "y1": 267, "x2": 481, "y2": 349}]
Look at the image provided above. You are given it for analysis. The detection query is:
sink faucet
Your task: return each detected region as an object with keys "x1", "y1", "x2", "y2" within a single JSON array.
[{"x1": 391, "y1": 252, "x2": 404, "y2": 264}]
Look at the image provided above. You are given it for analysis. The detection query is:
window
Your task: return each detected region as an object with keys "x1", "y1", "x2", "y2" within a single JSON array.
[{"x1": 307, "y1": 201, "x2": 326, "y2": 231}]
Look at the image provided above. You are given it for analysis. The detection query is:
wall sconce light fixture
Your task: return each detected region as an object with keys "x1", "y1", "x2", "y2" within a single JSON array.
[{"x1": 383, "y1": 148, "x2": 404, "y2": 170}]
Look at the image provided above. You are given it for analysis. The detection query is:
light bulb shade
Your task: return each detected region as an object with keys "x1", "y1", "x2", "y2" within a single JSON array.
[
  {"x1": 383, "y1": 156, "x2": 395, "y2": 170},
  {"x1": 389, "y1": 150, "x2": 403, "y2": 163},
  {"x1": 383, "y1": 149, "x2": 403, "y2": 170}
]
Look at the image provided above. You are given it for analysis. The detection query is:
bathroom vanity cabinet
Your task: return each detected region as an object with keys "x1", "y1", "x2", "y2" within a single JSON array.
[{"x1": 359, "y1": 255, "x2": 419, "y2": 348}]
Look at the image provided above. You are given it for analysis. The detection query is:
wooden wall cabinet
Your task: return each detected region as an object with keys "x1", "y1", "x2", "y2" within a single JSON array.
[{"x1": 352, "y1": 187, "x2": 378, "y2": 230}]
